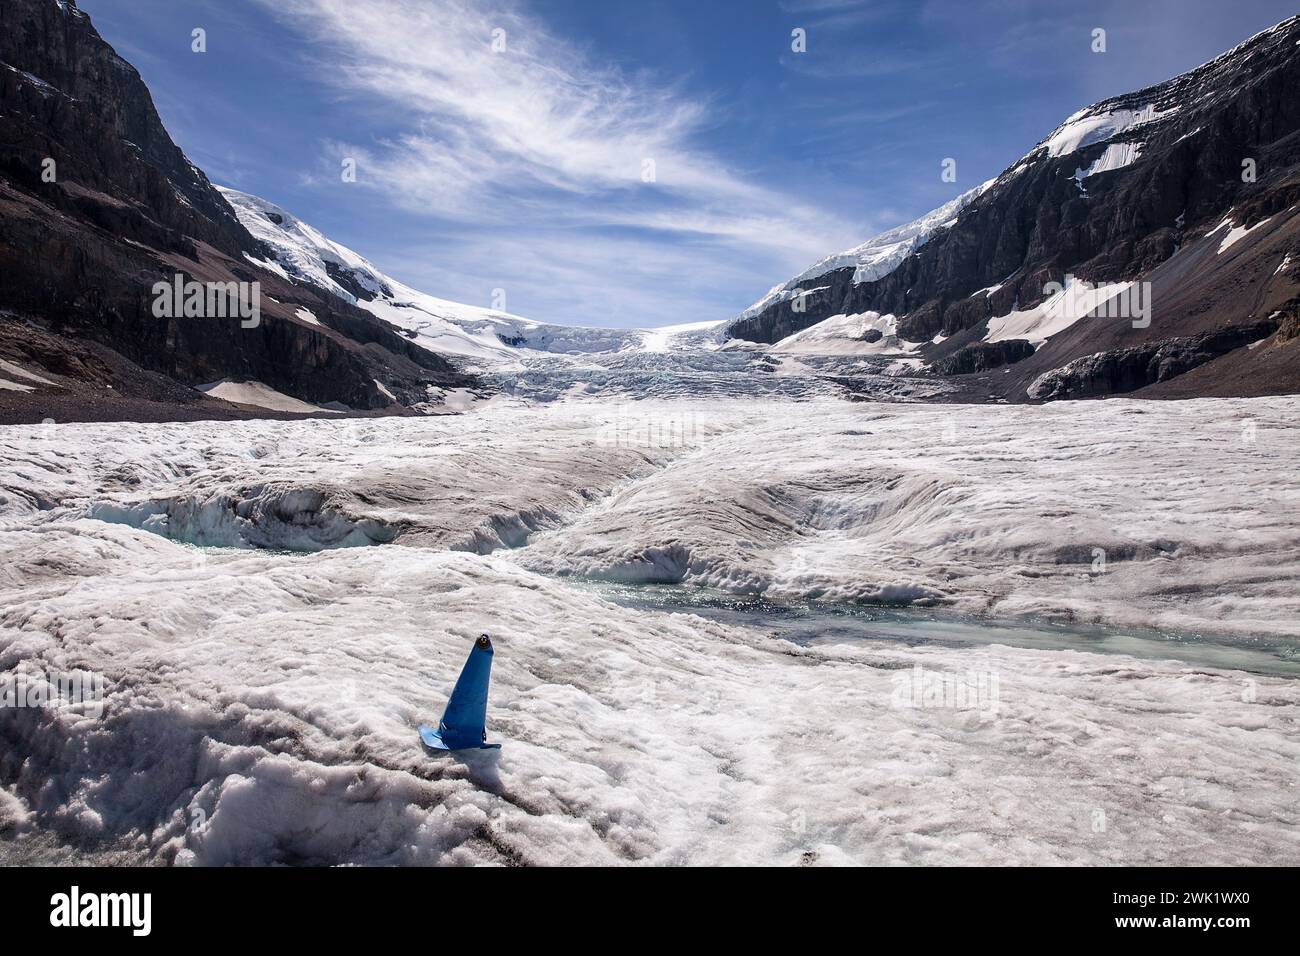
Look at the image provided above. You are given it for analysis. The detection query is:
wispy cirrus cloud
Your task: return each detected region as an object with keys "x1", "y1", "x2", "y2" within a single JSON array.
[
  {"x1": 778, "y1": 0, "x2": 905, "y2": 28},
  {"x1": 252, "y1": 0, "x2": 864, "y2": 326}
]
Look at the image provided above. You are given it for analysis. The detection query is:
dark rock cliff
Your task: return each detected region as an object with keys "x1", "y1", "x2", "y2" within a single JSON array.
[
  {"x1": 0, "y1": 0, "x2": 474, "y2": 421},
  {"x1": 0, "y1": 0, "x2": 254, "y2": 258}
]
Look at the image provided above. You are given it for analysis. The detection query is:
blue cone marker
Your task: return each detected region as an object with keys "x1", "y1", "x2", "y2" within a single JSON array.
[{"x1": 419, "y1": 634, "x2": 501, "y2": 751}]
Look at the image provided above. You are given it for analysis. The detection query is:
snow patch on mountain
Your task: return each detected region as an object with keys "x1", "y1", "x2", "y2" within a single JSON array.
[
  {"x1": 771, "y1": 312, "x2": 918, "y2": 356},
  {"x1": 196, "y1": 380, "x2": 339, "y2": 414},
  {"x1": 985, "y1": 276, "x2": 1134, "y2": 346},
  {"x1": 0, "y1": 359, "x2": 55, "y2": 387},
  {"x1": 1037, "y1": 104, "x2": 1175, "y2": 159},
  {"x1": 970, "y1": 281, "x2": 1005, "y2": 298},
  {"x1": 1074, "y1": 142, "x2": 1144, "y2": 182},
  {"x1": 1215, "y1": 216, "x2": 1274, "y2": 255},
  {"x1": 1, "y1": 62, "x2": 60, "y2": 98}
]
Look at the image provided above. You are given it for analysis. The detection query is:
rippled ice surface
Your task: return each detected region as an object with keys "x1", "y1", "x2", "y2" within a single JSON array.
[
  {"x1": 481, "y1": 349, "x2": 953, "y2": 402},
  {"x1": 2, "y1": 396, "x2": 1299, "y2": 865}
]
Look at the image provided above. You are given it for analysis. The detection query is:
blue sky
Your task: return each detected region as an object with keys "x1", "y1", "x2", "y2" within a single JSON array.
[{"x1": 78, "y1": 0, "x2": 1299, "y2": 329}]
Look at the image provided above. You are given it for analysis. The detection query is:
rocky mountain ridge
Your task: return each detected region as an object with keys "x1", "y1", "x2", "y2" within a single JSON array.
[
  {"x1": 728, "y1": 15, "x2": 1300, "y2": 400},
  {"x1": 0, "y1": 0, "x2": 474, "y2": 423}
]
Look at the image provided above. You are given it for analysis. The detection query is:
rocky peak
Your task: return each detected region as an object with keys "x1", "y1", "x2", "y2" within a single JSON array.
[
  {"x1": 0, "y1": 0, "x2": 476, "y2": 421},
  {"x1": 0, "y1": 0, "x2": 255, "y2": 257},
  {"x1": 726, "y1": 15, "x2": 1300, "y2": 400}
]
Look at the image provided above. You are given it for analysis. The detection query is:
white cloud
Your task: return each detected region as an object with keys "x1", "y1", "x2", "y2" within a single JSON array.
[{"x1": 252, "y1": 0, "x2": 863, "y2": 326}]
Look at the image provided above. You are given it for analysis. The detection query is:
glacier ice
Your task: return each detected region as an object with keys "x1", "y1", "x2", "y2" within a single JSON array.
[{"x1": 2, "y1": 396, "x2": 1299, "y2": 865}]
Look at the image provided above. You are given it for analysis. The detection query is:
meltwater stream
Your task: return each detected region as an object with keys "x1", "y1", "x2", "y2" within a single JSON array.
[{"x1": 575, "y1": 581, "x2": 1300, "y2": 678}]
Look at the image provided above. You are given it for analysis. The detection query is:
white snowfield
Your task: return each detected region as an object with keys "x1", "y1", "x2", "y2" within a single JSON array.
[
  {"x1": 520, "y1": 399, "x2": 1300, "y2": 638},
  {"x1": 1036, "y1": 104, "x2": 1174, "y2": 160},
  {"x1": 984, "y1": 276, "x2": 1136, "y2": 346},
  {"x1": 197, "y1": 380, "x2": 339, "y2": 415},
  {"x1": 2, "y1": 396, "x2": 1299, "y2": 865},
  {"x1": 1073, "y1": 142, "x2": 1144, "y2": 187},
  {"x1": 770, "y1": 311, "x2": 919, "y2": 357}
]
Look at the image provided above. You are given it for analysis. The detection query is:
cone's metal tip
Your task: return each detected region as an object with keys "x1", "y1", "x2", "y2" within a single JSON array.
[{"x1": 476, "y1": 635, "x2": 491, "y2": 649}]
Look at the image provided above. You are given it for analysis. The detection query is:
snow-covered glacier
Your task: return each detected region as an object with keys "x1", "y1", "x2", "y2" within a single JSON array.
[
  {"x1": 215, "y1": 185, "x2": 974, "y2": 404},
  {"x1": 219, "y1": 187, "x2": 724, "y2": 367},
  {"x1": 2, "y1": 396, "x2": 1299, "y2": 865}
]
